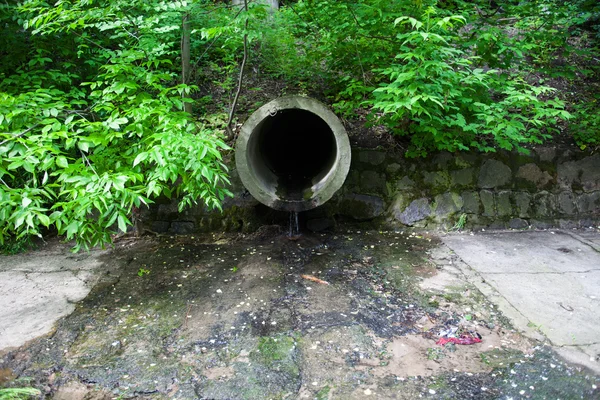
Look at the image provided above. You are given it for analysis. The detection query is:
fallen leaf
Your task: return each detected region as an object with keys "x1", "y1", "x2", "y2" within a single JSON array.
[{"x1": 301, "y1": 274, "x2": 330, "y2": 285}]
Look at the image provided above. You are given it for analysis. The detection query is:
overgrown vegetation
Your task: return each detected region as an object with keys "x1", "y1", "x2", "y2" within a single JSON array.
[
  {"x1": 0, "y1": 388, "x2": 41, "y2": 400},
  {"x1": 1, "y1": 0, "x2": 599, "y2": 249}
]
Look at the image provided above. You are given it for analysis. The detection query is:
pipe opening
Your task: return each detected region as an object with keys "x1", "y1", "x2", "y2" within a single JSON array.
[
  {"x1": 236, "y1": 96, "x2": 351, "y2": 212},
  {"x1": 250, "y1": 109, "x2": 337, "y2": 200}
]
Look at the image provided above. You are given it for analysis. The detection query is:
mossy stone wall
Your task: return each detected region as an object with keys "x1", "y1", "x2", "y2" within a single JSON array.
[{"x1": 143, "y1": 146, "x2": 600, "y2": 233}]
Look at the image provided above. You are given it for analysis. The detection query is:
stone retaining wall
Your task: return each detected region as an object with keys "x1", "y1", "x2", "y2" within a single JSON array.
[{"x1": 143, "y1": 146, "x2": 600, "y2": 233}]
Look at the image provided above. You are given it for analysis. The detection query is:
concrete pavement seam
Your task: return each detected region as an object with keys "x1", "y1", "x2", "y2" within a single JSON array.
[
  {"x1": 484, "y1": 269, "x2": 600, "y2": 275},
  {"x1": 563, "y1": 230, "x2": 600, "y2": 253},
  {"x1": 436, "y1": 242, "x2": 548, "y2": 343}
]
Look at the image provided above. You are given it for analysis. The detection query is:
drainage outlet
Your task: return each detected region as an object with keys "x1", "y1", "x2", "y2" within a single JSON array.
[{"x1": 235, "y1": 96, "x2": 351, "y2": 212}]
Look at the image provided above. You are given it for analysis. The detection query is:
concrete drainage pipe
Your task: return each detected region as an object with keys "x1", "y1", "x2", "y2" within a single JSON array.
[{"x1": 235, "y1": 96, "x2": 351, "y2": 212}]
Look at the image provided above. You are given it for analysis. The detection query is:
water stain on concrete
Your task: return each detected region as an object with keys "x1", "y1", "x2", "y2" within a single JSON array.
[{"x1": 0, "y1": 230, "x2": 598, "y2": 399}]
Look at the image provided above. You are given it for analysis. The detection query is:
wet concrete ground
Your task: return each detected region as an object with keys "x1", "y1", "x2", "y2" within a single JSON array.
[
  {"x1": 0, "y1": 228, "x2": 599, "y2": 399},
  {"x1": 440, "y1": 230, "x2": 600, "y2": 374}
]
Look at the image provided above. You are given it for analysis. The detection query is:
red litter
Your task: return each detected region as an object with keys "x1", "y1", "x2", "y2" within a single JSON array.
[{"x1": 436, "y1": 336, "x2": 482, "y2": 346}]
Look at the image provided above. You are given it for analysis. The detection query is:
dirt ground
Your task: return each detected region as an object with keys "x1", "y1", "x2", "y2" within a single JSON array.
[{"x1": 0, "y1": 228, "x2": 598, "y2": 399}]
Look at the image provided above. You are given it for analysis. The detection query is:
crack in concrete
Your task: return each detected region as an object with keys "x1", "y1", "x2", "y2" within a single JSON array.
[
  {"x1": 563, "y1": 230, "x2": 600, "y2": 253},
  {"x1": 484, "y1": 269, "x2": 600, "y2": 275},
  {"x1": 11, "y1": 268, "x2": 85, "y2": 274},
  {"x1": 433, "y1": 244, "x2": 546, "y2": 342},
  {"x1": 559, "y1": 342, "x2": 600, "y2": 347}
]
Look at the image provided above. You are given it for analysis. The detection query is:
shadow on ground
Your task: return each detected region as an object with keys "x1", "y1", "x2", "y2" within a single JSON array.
[{"x1": 0, "y1": 228, "x2": 598, "y2": 399}]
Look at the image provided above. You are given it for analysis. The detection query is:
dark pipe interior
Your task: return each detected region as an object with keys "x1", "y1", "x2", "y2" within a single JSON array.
[{"x1": 254, "y1": 109, "x2": 337, "y2": 199}]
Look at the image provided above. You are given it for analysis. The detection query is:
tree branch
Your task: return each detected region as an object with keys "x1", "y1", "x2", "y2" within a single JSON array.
[
  {"x1": 346, "y1": 4, "x2": 396, "y2": 43},
  {"x1": 181, "y1": 12, "x2": 193, "y2": 114},
  {"x1": 226, "y1": 0, "x2": 249, "y2": 140},
  {"x1": 0, "y1": 124, "x2": 39, "y2": 147}
]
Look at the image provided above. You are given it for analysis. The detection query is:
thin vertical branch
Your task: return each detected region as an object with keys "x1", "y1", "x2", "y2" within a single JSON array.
[
  {"x1": 182, "y1": 12, "x2": 193, "y2": 114},
  {"x1": 226, "y1": 0, "x2": 249, "y2": 140}
]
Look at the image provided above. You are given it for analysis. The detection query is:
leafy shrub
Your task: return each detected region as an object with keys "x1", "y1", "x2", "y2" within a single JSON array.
[
  {"x1": 571, "y1": 98, "x2": 600, "y2": 149},
  {"x1": 0, "y1": 1, "x2": 232, "y2": 250},
  {"x1": 371, "y1": 7, "x2": 570, "y2": 157}
]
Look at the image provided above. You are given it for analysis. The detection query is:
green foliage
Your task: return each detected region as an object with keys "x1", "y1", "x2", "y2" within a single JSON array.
[
  {"x1": 0, "y1": 235, "x2": 35, "y2": 255},
  {"x1": 245, "y1": 0, "x2": 587, "y2": 156},
  {"x1": 449, "y1": 213, "x2": 467, "y2": 232},
  {"x1": 0, "y1": 388, "x2": 41, "y2": 400},
  {"x1": 571, "y1": 97, "x2": 600, "y2": 149},
  {"x1": 371, "y1": 7, "x2": 570, "y2": 156},
  {"x1": 1, "y1": 0, "x2": 598, "y2": 248},
  {"x1": 0, "y1": 0, "x2": 232, "y2": 250}
]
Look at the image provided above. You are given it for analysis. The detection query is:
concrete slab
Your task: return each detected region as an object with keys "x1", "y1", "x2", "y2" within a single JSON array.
[
  {"x1": 482, "y1": 271, "x2": 600, "y2": 345},
  {"x1": 0, "y1": 241, "x2": 111, "y2": 351},
  {"x1": 443, "y1": 231, "x2": 599, "y2": 274},
  {"x1": 441, "y1": 230, "x2": 600, "y2": 373}
]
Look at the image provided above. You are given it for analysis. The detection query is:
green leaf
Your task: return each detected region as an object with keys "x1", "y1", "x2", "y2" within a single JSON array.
[
  {"x1": 133, "y1": 152, "x2": 149, "y2": 167},
  {"x1": 77, "y1": 141, "x2": 90, "y2": 152},
  {"x1": 117, "y1": 214, "x2": 128, "y2": 233},
  {"x1": 66, "y1": 221, "x2": 79, "y2": 238},
  {"x1": 38, "y1": 213, "x2": 50, "y2": 226},
  {"x1": 56, "y1": 156, "x2": 68, "y2": 168}
]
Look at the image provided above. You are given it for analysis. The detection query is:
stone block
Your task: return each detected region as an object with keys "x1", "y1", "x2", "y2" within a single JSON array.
[
  {"x1": 558, "y1": 219, "x2": 579, "y2": 229},
  {"x1": 396, "y1": 176, "x2": 415, "y2": 190},
  {"x1": 360, "y1": 170, "x2": 387, "y2": 193},
  {"x1": 345, "y1": 170, "x2": 360, "y2": 188},
  {"x1": 557, "y1": 154, "x2": 600, "y2": 192},
  {"x1": 557, "y1": 192, "x2": 577, "y2": 215},
  {"x1": 157, "y1": 202, "x2": 179, "y2": 220},
  {"x1": 169, "y1": 221, "x2": 195, "y2": 234},
  {"x1": 386, "y1": 163, "x2": 402, "y2": 174},
  {"x1": 480, "y1": 190, "x2": 495, "y2": 217},
  {"x1": 496, "y1": 191, "x2": 513, "y2": 216},
  {"x1": 450, "y1": 168, "x2": 474, "y2": 187},
  {"x1": 423, "y1": 170, "x2": 450, "y2": 190},
  {"x1": 488, "y1": 220, "x2": 508, "y2": 229},
  {"x1": 306, "y1": 218, "x2": 334, "y2": 232},
  {"x1": 512, "y1": 192, "x2": 532, "y2": 218},
  {"x1": 516, "y1": 163, "x2": 553, "y2": 189},
  {"x1": 478, "y1": 159, "x2": 512, "y2": 188},
  {"x1": 581, "y1": 155, "x2": 600, "y2": 191},
  {"x1": 151, "y1": 221, "x2": 170, "y2": 233},
  {"x1": 579, "y1": 218, "x2": 596, "y2": 228},
  {"x1": 576, "y1": 191, "x2": 600, "y2": 214},
  {"x1": 432, "y1": 152, "x2": 453, "y2": 168},
  {"x1": 531, "y1": 220, "x2": 554, "y2": 229},
  {"x1": 461, "y1": 191, "x2": 481, "y2": 214},
  {"x1": 359, "y1": 150, "x2": 386, "y2": 166},
  {"x1": 509, "y1": 218, "x2": 529, "y2": 229},
  {"x1": 533, "y1": 191, "x2": 557, "y2": 217},
  {"x1": 535, "y1": 147, "x2": 556, "y2": 162},
  {"x1": 339, "y1": 194, "x2": 385, "y2": 221},
  {"x1": 433, "y1": 192, "x2": 464, "y2": 218},
  {"x1": 395, "y1": 198, "x2": 432, "y2": 226},
  {"x1": 454, "y1": 154, "x2": 476, "y2": 168}
]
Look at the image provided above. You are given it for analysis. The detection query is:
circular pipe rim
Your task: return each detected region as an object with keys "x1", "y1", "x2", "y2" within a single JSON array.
[{"x1": 235, "y1": 96, "x2": 351, "y2": 212}]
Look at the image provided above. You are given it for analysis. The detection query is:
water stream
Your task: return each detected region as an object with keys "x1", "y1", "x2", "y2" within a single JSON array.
[{"x1": 288, "y1": 211, "x2": 300, "y2": 238}]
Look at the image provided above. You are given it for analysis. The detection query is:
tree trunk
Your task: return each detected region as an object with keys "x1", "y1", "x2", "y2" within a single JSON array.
[{"x1": 181, "y1": 12, "x2": 192, "y2": 114}]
